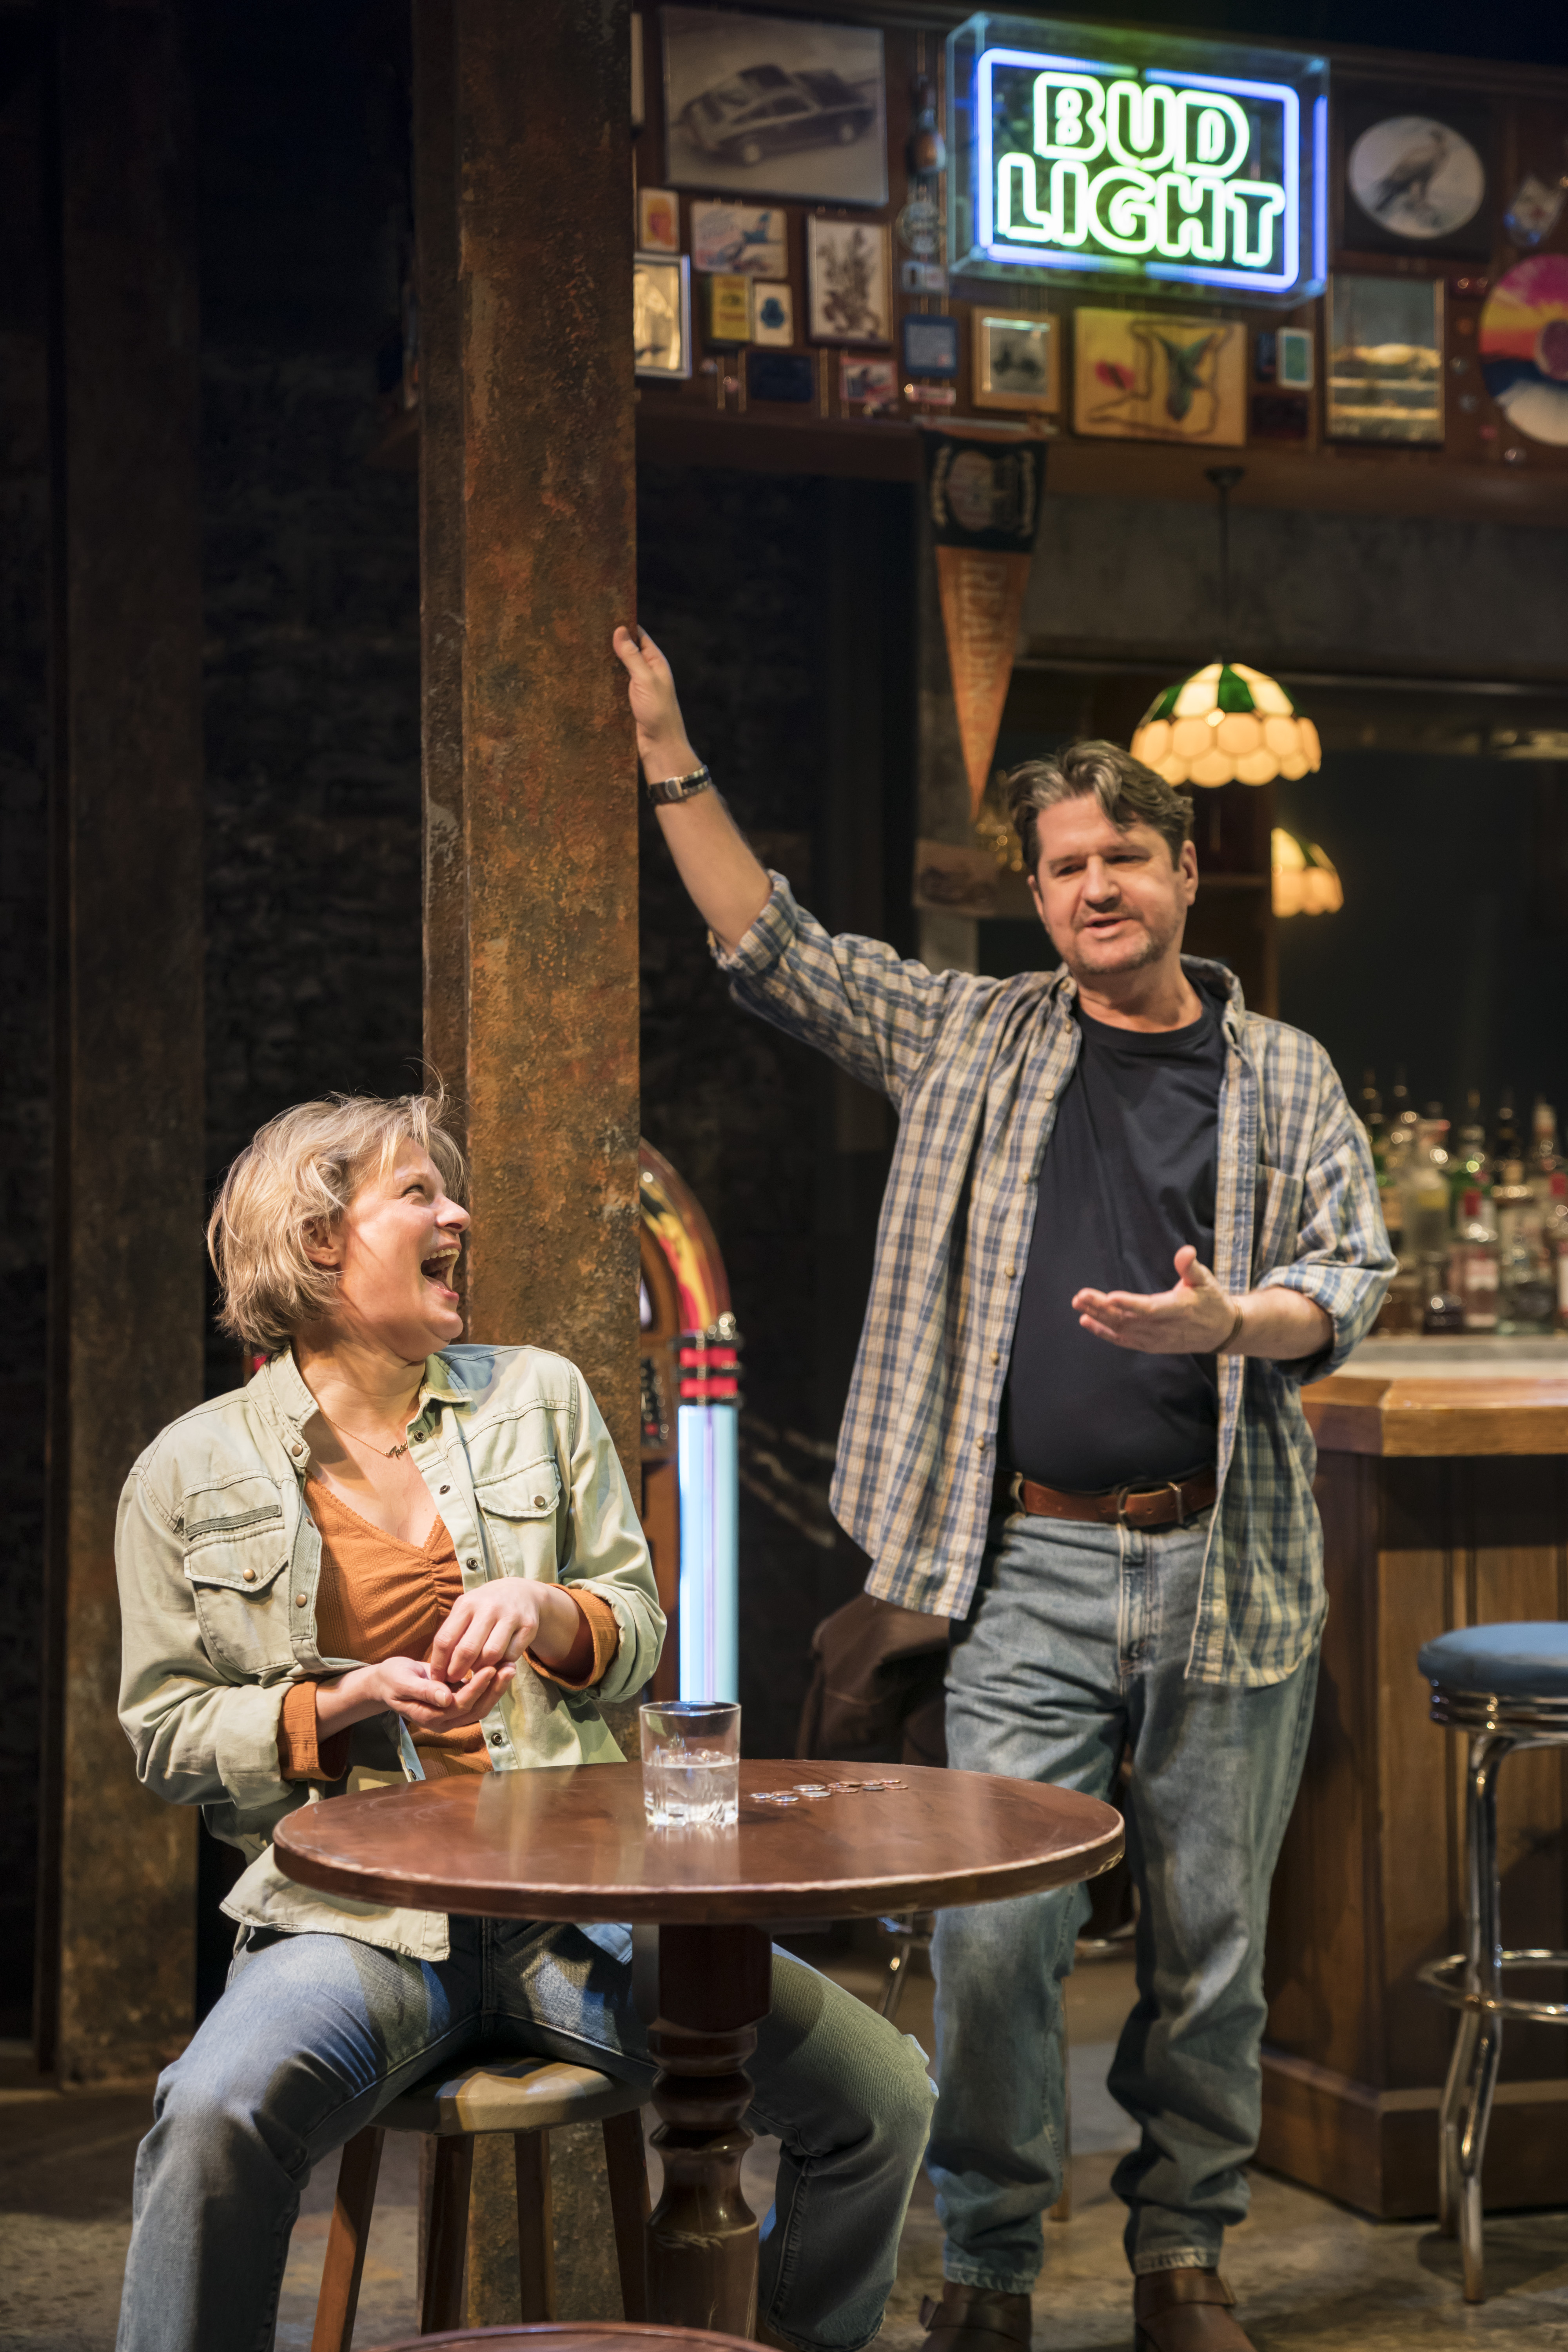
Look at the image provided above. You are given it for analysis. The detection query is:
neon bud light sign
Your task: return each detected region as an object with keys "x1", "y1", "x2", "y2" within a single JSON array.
[{"x1": 947, "y1": 14, "x2": 1327, "y2": 302}]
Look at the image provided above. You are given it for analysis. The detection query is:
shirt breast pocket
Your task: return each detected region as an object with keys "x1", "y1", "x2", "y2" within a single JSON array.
[
  {"x1": 1253, "y1": 1164, "x2": 1306, "y2": 1279},
  {"x1": 182, "y1": 1500, "x2": 293, "y2": 1675},
  {"x1": 473, "y1": 1461, "x2": 564, "y2": 1579}
]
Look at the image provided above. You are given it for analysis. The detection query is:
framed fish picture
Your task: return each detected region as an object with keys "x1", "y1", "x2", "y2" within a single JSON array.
[{"x1": 1073, "y1": 310, "x2": 1246, "y2": 446}]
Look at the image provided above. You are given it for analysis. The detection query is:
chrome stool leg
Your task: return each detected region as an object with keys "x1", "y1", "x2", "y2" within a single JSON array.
[{"x1": 1454, "y1": 1733, "x2": 1512, "y2": 2304}]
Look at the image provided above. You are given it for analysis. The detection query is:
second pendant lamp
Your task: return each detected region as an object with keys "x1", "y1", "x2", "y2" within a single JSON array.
[{"x1": 1130, "y1": 469, "x2": 1322, "y2": 790}]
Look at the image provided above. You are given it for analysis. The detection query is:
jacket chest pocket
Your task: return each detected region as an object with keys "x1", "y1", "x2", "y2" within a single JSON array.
[
  {"x1": 1253, "y1": 1164, "x2": 1305, "y2": 1279},
  {"x1": 183, "y1": 1503, "x2": 294, "y2": 1674},
  {"x1": 473, "y1": 1461, "x2": 563, "y2": 1580}
]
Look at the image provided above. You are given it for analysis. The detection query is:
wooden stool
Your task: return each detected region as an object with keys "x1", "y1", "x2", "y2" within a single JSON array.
[
  {"x1": 359, "y1": 2322, "x2": 757, "y2": 2351},
  {"x1": 312, "y1": 2055, "x2": 650, "y2": 2352}
]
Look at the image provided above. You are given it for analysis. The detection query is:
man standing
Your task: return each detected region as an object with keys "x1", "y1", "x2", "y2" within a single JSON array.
[{"x1": 613, "y1": 627, "x2": 1392, "y2": 2352}]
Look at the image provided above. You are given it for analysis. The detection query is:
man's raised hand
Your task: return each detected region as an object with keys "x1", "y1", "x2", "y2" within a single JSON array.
[{"x1": 612, "y1": 624, "x2": 697, "y2": 779}]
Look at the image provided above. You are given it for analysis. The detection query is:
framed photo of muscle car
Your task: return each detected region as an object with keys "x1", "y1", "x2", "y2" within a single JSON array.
[{"x1": 661, "y1": 7, "x2": 888, "y2": 206}]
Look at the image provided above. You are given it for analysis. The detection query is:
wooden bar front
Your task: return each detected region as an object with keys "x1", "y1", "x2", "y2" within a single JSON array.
[{"x1": 1260, "y1": 1357, "x2": 1568, "y2": 2218}]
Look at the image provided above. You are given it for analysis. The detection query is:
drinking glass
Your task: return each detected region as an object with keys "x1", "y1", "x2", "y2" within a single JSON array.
[{"x1": 639, "y1": 1700, "x2": 741, "y2": 1828}]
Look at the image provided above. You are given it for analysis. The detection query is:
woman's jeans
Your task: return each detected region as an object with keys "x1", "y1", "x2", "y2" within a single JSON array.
[
  {"x1": 116, "y1": 1913, "x2": 934, "y2": 2352},
  {"x1": 927, "y1": 1507, "x2": 1318, "y2": 2288}
]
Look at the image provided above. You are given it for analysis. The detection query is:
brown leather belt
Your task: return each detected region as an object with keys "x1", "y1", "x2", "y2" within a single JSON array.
[{"x1": 1000, "y1": 1468, "x2": 1217, "y2": 1529}]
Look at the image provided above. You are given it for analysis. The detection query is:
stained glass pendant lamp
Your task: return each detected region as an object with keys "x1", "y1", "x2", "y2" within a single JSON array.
[
  {"x1": 1271, "y1": 827, "x2": 1343, "y2": 916},
  {"x1": 1130, "y1": 469, "x2": 1322, "y2": 789}
]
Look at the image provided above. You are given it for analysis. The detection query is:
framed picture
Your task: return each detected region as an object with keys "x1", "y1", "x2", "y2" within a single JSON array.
[
  {"x1": 840, "y1": 355, "x2": 898, "y2": 407},
  {"x1": 1326, "y1": 275, "x2": 1443, "y2": 444},
  {"x1": 637, "y1": 186, "x2": 681, "y2": 255},
  {"x1": 752, "y1": 282, "x2": 795, "y2": 346},
  {"x1": 974, "y1": 314, "x2": 1057, "y2": 413},
  {"x1": 689, "y1": 200, "x2": 787, "y2": 278},
  {"x1": 1073, "y1": 310, "x2": 1246, "y2": 446},
  {"x1": 1254, "y1": 327, "x2": 1314, "y2": 390},
  {"x1": 1339, "y1": 88, "x2": 1491, "y2": 261},
  {"x1": 748, "y1": 349, "x2": 815, "y2": 403},
  {"x1": 901, "y1": 314, "x2": 960, "y2": 381},
  {"x1": 662, "y1": 7, "x2": 887, "y2": 207},
  {"x1": 633, "y1": 253, "x2": 691, "y2": 379},
  {"x1": 806, "y1": 217, "x2": 891, "y2": 344},
  {"x1": 703, "y1": 272, "x2": 751, "y2": 343}
]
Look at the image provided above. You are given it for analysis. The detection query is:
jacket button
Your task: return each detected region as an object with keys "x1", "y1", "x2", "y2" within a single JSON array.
[
  {"x1": 533, "y1": 1495, "x2": 547, "y2": 1508},
  {"x1": 295, "y1": 1593, "x2": 308, "y2": 1607},
  {"x1": 990, "y1": 1350, "x2": 1001, "y2": 1366},
  {"x1": 439, "y1": 1485, "x2": 450, "y2": 1495},
  {"x1": 466, "y1": 1558, "x2": 479, "y2": 1572},
  {"x1": 291, "y1": 1443, "x2": 304, "y2": 1457},
  {"x1": 488, "y1": 1730, "x2": 505, "y2": 1747},
  {"x1": 243, "y1": 1568, "x2": 256, "y2": 1583}
]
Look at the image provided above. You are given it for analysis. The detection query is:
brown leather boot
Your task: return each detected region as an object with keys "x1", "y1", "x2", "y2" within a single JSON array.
[
  {"x1": 1133, "y1": 2269, "x2": 1254, "y2": 2352},
  {"x1": 918, "y1": 2283, "x2": 1033, "y2": 2352}
]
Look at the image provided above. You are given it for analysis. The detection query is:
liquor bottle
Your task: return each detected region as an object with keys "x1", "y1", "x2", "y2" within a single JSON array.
[
  {"x1": 1494, "y1": 1161, "x2": 1556, "y2": 1335},
  {"x1": 1492, "y1": 1090, "x2": 1523, "y2": 1167},
  {"x1": 1548, "y1": 1172, "x2": 1568, "y2": 1332},
  {"x1": 1450, "y1": 1089, "x2": 1490, "y2": 1205},
  {"x1": 1401, "y1": 1114, "x2": 1452, "y2": 1264},
  {"x1": 1448, "y1": 1189, "x2": 1499, "y2": 1333},
  {"x1": 1387, "y1": 1069, "x2": 1420, "y2": 1169},
  {"x1": 1360, "y1": 1070, "x2": 1385, "y2": 1173},
  {"x1": 1529, "y1": 1097, "x2": 1562, "y2": 1206}
]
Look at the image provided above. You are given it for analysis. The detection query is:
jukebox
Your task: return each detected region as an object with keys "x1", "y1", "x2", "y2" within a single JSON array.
[{"x1": 638, "y1": 1140, "x2": 741, "y2": 1704}]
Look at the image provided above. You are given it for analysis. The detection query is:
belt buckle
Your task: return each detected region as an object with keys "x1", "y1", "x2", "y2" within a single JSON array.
[{"x1": 1113, "y1": 1479, "x2": 1183, "y2": 1527}]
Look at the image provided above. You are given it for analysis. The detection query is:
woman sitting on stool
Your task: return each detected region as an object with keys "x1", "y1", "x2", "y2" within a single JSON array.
[{"x1": 115, "y1": 1089, "x2": 933, "y2": 2352}]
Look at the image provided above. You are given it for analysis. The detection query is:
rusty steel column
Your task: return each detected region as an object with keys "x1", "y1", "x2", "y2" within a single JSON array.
[
  {"x1": 415, "y1": 0, "x2": 640, "y2": 1472},
  {"x1": 38, "y1": 0, "x2": 205, "y2": 2080}
]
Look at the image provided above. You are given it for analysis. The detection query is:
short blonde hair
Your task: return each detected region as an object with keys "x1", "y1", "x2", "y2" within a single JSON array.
[{"x1": 208, "y1": 1091, "x2": 465, "y2": 1349}]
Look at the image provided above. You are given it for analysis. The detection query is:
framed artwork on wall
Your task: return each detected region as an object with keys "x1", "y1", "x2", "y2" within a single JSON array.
[
  {"x1": 689, "y1": 200, "x2": 788, "y2": 277},
  {"x1": 806, "y1": 217, "x2": 891, "y2": 343},
  {"x1": 662, "y1": 7, "x2": 887, "y2": 206},
  {"x1": 633, "y1": 252, "x2": 692, "y2": 378},
  {"x1": 1326, "y1": 275, "x2": 1443, "y2": 443},
  {"x1": 973, "y1": 314, "x2": 1057, "y2": 412},
  {"x1": 752, "y1": 282, "x2": 795, "y2": 345},
  {"x1": 901, "y1": 314, "x2": 960, "y2": 381},
  {"x1": 841, "y1": 354, "x2": 898, "y2": 407},
  {"x1": 637, "y1": 187, "x2": 680, "y2": 254},
  {"x1": 1073, "y1": 310, "x2": 1246, "y2": 445},
  {"x1": 1339, "y1": 88, "x2": 1492, "y2": 261}
]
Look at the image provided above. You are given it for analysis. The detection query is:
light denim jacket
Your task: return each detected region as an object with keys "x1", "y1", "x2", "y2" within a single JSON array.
[{"x1": 116, "y1": 1343, "x2": 664, "y2": 1961}]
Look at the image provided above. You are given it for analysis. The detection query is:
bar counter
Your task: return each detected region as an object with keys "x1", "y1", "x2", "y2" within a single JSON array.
[{"x1": 1260, "y1": 1336, "x2": 1568, "y2": 2217}]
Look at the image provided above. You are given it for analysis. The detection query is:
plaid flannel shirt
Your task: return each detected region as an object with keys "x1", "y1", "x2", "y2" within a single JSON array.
[{"x1": 718, "y1": 877, "x2": 1394, "y2": 1687}]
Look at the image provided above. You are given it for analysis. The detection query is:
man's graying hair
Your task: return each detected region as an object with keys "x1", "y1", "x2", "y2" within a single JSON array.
[{"x1": 1005, "y1": 741, "x2": 1193, "y2": 874}]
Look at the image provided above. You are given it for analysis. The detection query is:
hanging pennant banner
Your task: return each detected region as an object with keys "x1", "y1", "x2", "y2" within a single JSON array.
[{"x1": 922, "y1": 428, "x2": 1047, "y2": 820}]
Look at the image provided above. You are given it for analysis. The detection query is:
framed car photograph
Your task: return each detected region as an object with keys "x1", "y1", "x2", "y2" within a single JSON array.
[
  {"x1": 633, "y1": 252, "x2": 692, "y2": 378},
  {"x1": 662, "y1": 7, "x2": 887, "y2": 207},
  {"x1": 974, "y1": 315, "x2": 1058, "y2": 413},
  {"x1": 806, "y1": 216, "x2": 891, "y2": 344}
]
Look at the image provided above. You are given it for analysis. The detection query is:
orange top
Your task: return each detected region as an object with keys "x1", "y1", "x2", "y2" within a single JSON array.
[{"x1": 277, "y1": 1477, "x2": 620, "y2": 1784}]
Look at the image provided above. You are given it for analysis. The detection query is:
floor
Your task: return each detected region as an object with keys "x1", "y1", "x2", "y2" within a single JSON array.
[{"x1": 5, "y1": 1949, "x2": 1568, "y2": 2350}]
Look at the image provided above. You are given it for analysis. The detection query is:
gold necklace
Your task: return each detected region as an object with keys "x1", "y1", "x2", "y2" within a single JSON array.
[{"x1": 316, "y1": 1405, "x2": 417, "y2": 1462}]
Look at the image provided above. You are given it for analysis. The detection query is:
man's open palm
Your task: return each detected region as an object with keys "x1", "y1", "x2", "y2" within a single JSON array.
[{"x1": 1073, "y1": 1246, "x2": 1237, "y2": 1354}]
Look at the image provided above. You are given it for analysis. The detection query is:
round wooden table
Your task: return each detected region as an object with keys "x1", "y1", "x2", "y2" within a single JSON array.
[{"x1": 275, "y1": 1758, "x2": 1121, "y2": 2336}]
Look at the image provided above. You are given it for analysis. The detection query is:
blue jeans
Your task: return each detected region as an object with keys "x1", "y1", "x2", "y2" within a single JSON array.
[
  {"x1": 927, "y1": 1508, "x2": 1318, "y2": 2287},
  {"x1": 117, "y1": 1913, "x2": 933, "y2": 2352}
]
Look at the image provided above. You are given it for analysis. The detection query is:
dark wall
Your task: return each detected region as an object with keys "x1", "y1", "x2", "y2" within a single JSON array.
[{"x1": 0, "y1": 27, "x2": 50, "y2": 2041}]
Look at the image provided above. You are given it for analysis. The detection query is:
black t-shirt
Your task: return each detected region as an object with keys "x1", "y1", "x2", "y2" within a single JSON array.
[{"x1": 1001, "y1": 989, "x2": 1226, "y2": 1493}]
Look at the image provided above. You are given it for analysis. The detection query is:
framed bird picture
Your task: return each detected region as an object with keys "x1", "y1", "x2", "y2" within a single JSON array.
[
  {"x1": 1338, "y1": 86, "x2": 1492, "y2": 262},
  {"x1": 1072, "y1": 310, "x2": 1246, "y2": 447}
]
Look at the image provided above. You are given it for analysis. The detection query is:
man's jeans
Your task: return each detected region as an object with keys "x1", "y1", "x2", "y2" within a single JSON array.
[
  {"x1": 927, "y1": 1506, "x2": 1318, "y2": 2287},
  {"x1": 117, "y1": 1914, "x2": 934, "y2": 2352}
]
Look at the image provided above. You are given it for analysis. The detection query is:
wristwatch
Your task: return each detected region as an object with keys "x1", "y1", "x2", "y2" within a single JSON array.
[{"x1": 645, "y1": 763, "x2": 713, "y2": 806}]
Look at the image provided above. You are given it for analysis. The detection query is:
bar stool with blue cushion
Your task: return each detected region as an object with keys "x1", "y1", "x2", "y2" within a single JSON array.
[{"x1": 1416, "y1": 1621, "x2": 1568, "y2": 2304}]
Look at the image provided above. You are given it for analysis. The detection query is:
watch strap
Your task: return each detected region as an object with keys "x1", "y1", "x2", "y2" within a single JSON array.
[{"x1": 646, "y1": 763, "x2": 713, "y2": 806}]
